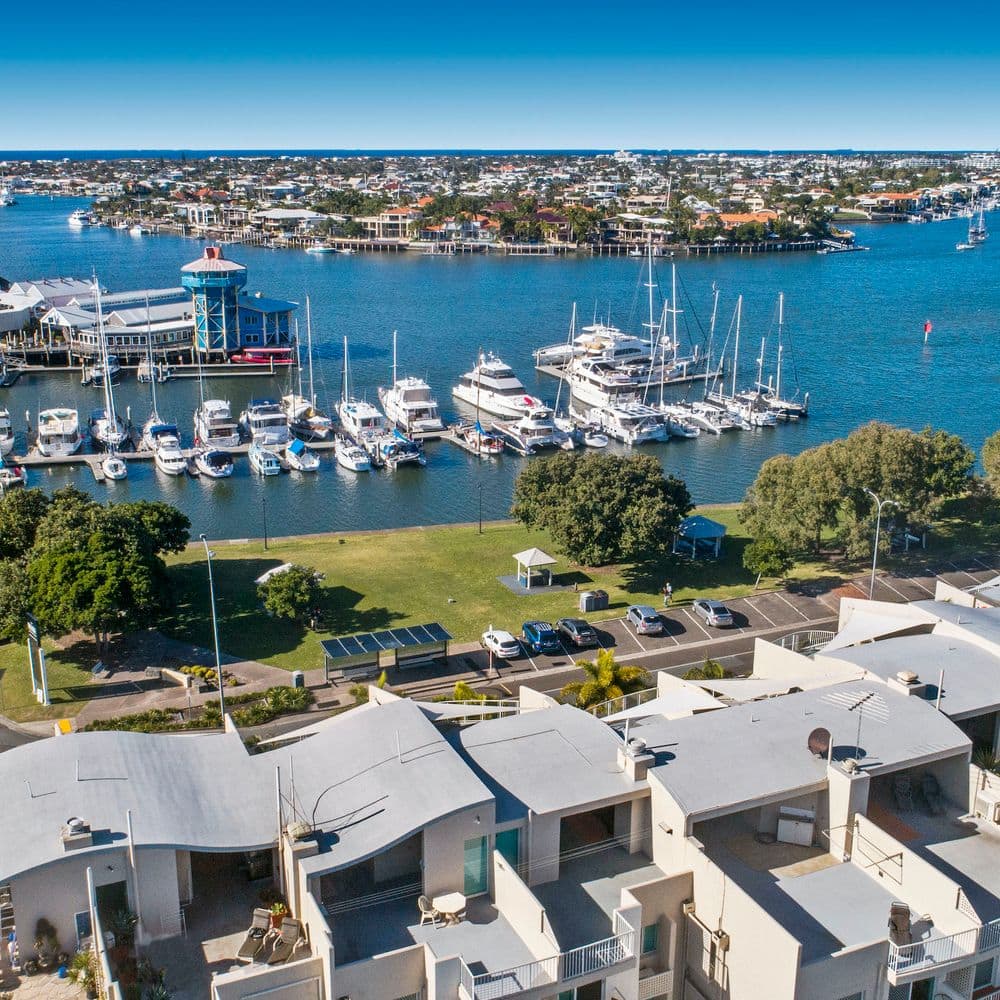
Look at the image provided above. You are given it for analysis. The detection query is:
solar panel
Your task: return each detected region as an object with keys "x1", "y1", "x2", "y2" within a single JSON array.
[{"x1": 321, "y1": 624, "x2": 452, "y2": 659}]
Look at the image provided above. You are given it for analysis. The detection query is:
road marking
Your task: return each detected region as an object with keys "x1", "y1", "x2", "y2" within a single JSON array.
[
  {"x1": 631, "y1": 630, "x2": 648, "y2": 653},
  {"x1": 943, "y1": 562, "x2": 984, "y2": 585},
  {"x1": 773, "y1": 592, "x2": 812, "y2": 621},
  {"x1": 902, "y1": 574, "x2": 935, "y2": 596},
  {"x1": 876, "y1": 576, "x2": 913, "y2": 602},
  {"x1": 973, "y1": 557, "x2": 1000, "y2": 574},
  {"x1": 742, "y1": 598, "x2": 776, "y2": 628},
  {"x1": 682, "y1": 608, "x2": 714, "y2": 638},
  {"x1": 524, "y1": 653, "x2": 540, "y2": 672}
]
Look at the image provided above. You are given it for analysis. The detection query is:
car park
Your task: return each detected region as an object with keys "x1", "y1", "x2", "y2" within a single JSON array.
[
  {"x1": 480, "y1": 628, "x2": 522, "y2": 658},
  {"x1": 626, "y1": 605, "x2": 664, "y2": 635},
  {"x1": 692, "y1": 598, "x2": 735, "y2": 628},
  {"x1": 521, "y1": 620, "x2": 562, "y2": 655},
  {"x1": 556, "y1": 617, "x2": 598, "y2": 647}
]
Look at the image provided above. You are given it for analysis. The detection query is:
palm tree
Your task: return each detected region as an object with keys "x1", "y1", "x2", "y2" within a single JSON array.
[{"x1": 560, "y1": 649, "x2": 651, "y2": 711}]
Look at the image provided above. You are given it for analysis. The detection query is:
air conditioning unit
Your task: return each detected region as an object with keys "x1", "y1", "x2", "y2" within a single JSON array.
[
  {"x1": 974, "y1": 787, "x2": 1000, "y2": 825},
  {"x1": 682, "y1": 899, "x2": 696, "y2": 916}
]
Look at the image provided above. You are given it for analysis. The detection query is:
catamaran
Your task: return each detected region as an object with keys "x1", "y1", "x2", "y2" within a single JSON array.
[
  {"x1": 378, "y1": 331, "x2": 444, "y2": 434},
  {"x1": 749, "y1": 293, "x2": 809, "y2": 420},
  {"x1": 452, "y1": 351, "x2": 544, "y2": 419}
]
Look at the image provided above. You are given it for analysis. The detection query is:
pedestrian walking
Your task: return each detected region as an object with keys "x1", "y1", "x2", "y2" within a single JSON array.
[{"x1": 662, "y1": 581, "x2": 672, "y2": 606}]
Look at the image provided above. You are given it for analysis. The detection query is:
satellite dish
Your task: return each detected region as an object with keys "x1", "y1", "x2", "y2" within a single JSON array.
[{"x1": 807, "y1": 727, "x2": 831, "y2": 758}]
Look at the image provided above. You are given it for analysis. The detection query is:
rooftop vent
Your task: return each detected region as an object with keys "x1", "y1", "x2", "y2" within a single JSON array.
[
  {"x1": 62, "y1": 817, "x2": 93, "y2": 851},
  {"x1": 896, "y1": 671, "x2": 918, "y2": 684}
]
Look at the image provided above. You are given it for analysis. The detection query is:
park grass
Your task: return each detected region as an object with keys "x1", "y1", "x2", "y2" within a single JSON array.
[
  {"x1": 0, "y1": 638, "x2": 94, "y2": 723},
  {"x1": 162, "y1": 505, "x2": 833, "y2": 672}
]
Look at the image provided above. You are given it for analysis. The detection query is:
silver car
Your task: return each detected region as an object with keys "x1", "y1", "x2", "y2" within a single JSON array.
[
  {"x1": 626, "y1": 605, "x2": 664, "y2": 636},
  {"x1": 692, "y1": 598, "x2": 734, "y2": 628}
]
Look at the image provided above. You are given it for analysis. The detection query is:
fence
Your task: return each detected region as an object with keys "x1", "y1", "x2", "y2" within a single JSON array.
[
  {"x1": 775, "y1": 630, "x2": 835, "y2": 656},
  {"x1": 587, "y1": 686, "x2": 659, "y2": 719}
]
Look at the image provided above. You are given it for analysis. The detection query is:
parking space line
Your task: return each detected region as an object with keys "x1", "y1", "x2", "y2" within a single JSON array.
[
  {"x1": 773, "y1": 592, "x2": 812, "y2": 621},
  {"x1": 943, "y1": 562, "x2": 984, "y2": 585},
  {"x1": 876, "y1": 576, "x2": 913, "y2": 602},
  {"x1": 682, "y1": 608, "x2": 714, "y2": 639},
  {"x1": 525, "y1": 652, "x2": 539, "y2": 672},
  {"x1": 903, "y1": 575, "x2": 935, "y2": 596},
  {"x1": 973, "y1": 557, "x2": 1000, "y2": 573},
  {"x1": 631, "y1": 631, "x2": 648, "y2": 653},
  {"x1": 742, "y1": 598, "x2": 776, "y2": 628}
]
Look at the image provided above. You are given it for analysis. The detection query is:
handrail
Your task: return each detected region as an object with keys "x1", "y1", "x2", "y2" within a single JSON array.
[
  {"x1": 887, "y1": 926, "x2": 978, "y2": 974},
  {"x1": 980, "y1": 917, "x2": 1000, "y2": 953},
  {"x1": 775, "y1": 630, "x2": 835, "y2": 655},
  {"x1": 587, "y1": 686, "x2": 659, "y2": 718},
  {"x1": 460, "y1": 913, "x2": 636, "y2": 1000}
]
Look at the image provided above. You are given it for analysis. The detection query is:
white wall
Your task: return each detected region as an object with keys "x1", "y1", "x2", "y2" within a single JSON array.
[
  {"x1": 526, "y1": 812, "x2": 560, "y2": 886},
  {"x1": 422, "y1": 804, "x2": 495, "y2": 898},
  {"x1": 331, "y1": 942, "x2": 426, "y2": 1000},
  {"x1": 827, "y1": 765, "x2": 870, "y2": 859},
  {"x1": 492, "y1": 851, "x2": 559, "y2": 958},
  {"x1": 794, "y1": 940, "x2": 889, "y2": 1000},
  {"x1": 212, "y1": 955, "x2": 324, "y2": 1000},
  {"x1": 134, "y1": 849, "x2": 181, "y2": 941}
]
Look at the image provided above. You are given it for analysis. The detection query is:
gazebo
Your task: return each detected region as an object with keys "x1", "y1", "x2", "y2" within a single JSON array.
[
  {"x1": 673, "y1": 515, "x2": 727, "y2": 559},
  {"x1": 512, "y1": 547, "x2": 557, "y2": 589}
]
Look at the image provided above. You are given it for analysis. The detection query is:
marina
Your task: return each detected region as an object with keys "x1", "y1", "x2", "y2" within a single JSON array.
[{"x1": 0, "y1": 195, "x2": 996, "y2": 535}]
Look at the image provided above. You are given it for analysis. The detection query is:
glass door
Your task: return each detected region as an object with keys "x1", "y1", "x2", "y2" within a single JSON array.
[
  {"x1": 496, "y1": 829, "x2": 520, "y2": 868},
  {"x1": 463, "y1": 836, "x2": 489, "y2": 896}
]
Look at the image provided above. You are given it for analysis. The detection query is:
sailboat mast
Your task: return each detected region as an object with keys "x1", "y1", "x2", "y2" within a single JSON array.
[
  {"x1": 776, "y1": 292, "x2": 784, "y2": 401},
  {"x1": 554, "y1": 303, "x2": 575, "y2": 414},
  {"x1": 145, "y1": 294, "x2": 158, "y2": 416},
  {"x1": 658, "y1": 303, "x2": 669, "y2": 408},
  {"x1": 306, "y1": 296, "x2": 315, "y2": 405},
  {"x1": 705, "y1": 285, "x2": 720, "y2": 399},
  {"x1": 95, "y1": 279, "x2": 118, "y2": 448},
  {"x1": 295, "y1": 320, "x2": 303, "y2": 398},
  {"x1": 671, "y1": 263, "x2": 679, "y2": 352},
  {"x1": 731, "y1": 295, "x2": 742, "y2": 400},
  {"x1": 392, "y1": 329, "x2": 398, "y2": 387},
  {"x1": 341, "y1": 335, "x2": 349, "y2": 403},
  {"x1": 645, "y1": 236, "x2": 655, "y2": 340}
]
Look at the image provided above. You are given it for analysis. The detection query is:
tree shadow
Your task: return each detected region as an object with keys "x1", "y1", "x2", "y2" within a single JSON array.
[
  {"x1": 552, "y1": 570, "x2": 594, "y2": 588},
  {"x1": 784, "y1": 575, "x2": 847, "y2": 598},
  {"x1": 621, "y1": 541, "x2": 753, "y2": 595},
  {"x1": 317, "y1": 585, "x2": 405, "y2": 636}
]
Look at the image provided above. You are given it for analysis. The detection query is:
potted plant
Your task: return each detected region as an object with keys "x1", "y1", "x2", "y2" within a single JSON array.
[
  {"x1": 110, "y1": 909, "x2": 138, "y2": 950},
  {"x1": 269, "y1": 902, "x2": 288, "y2": 929},
  {"x1": 68, "y1": 951, "x2": 97, "y2": 999}
]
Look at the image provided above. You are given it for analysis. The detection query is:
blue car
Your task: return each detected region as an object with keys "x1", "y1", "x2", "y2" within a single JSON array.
[{"x1": 522, "y1": 620, "x2": 561, "y2": 655}]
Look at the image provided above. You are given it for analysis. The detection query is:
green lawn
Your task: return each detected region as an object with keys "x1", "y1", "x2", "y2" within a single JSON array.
[
  {"x1": 162, "y1": 506, "x2": 831, "y2": 672},
  {"x1": 0, "y1": 638, "x2": 95, "y2": 723}
]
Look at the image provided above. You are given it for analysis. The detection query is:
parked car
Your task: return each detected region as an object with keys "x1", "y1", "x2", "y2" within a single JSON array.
[
  {"x1": 692, "y1": 598, "x2": 734, "y2": 628},
  {"x1": 556, "y1": 617, "x2": 598, "y2": 647},
  {"x1": 521, "y1": 620, "x2": 561, "y2": 655},
  {"x1": 481, "y1": 629, "x2": 522, "y2": 659},
  {"x1": 626, "y1": 605, "x2": 664, "y2": 636}
]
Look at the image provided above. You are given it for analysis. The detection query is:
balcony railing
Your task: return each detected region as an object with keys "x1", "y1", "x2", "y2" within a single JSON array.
[
  {"x1": 980, "y1": 918, "x2": 1000, "y2": 953},
  {"x1": 587, "y1": 686, "x2": 659, "y2": 718},
  {"x1": 888, "y1": 926, "x2": 979, "y2": 975},
  {"x1": 775, "y1": 630, "x2": 835, "y2": 655},
  {"x1": 459, "y1": 914, "x2": 636, "y2": 1000}
]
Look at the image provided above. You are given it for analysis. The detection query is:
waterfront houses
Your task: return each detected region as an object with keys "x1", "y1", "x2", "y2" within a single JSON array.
[{"x1": 6, "y1": 586, "x2": 1000, "y2": 1000}]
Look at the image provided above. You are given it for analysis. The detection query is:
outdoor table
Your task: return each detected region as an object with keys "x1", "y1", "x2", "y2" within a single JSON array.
[{"x1": 432, "y1": 891, "x2": 467, "y2": 925}]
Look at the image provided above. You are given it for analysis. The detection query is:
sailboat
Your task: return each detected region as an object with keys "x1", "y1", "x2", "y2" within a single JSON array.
[
  {"x1": 454, "y1": 343, "x2": 505, "y2": 457},
  {"x1": 969, "y1": 205, "x2": 988, "y2": 244},
  {"x1": 752, "y1": 293, "x2": 809, "y2": 420},
  {"x1": 87, "y1": 280, "x2": 130, "y2": 455},
  {"x1": 282, "y1": 300, "x2": 334, "y2": 440}
]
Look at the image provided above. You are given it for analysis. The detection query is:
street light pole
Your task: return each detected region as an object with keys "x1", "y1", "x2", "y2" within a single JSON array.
[
  {"x1": 478, "y1": 482, "x2": 483, "y2": 535},
  {"x1": 200, "y1": 533, "x2": 226, "y2": 719},
  {"x1": 863, "y1": 488, "x2": 898, "y2": 600}
]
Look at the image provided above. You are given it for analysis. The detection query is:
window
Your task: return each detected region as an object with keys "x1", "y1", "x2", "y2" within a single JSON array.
[
  {"x1": 975, "y1": 958, "x2": 995, "y2": 990},
  {"x1": 836, "y1": 993, "x2": 863, "y2": 1000},
  {"x1": 641, "y1": 922, "x2": 659, "y2": 955},
  {"x1": 496, "y1": 829, "x2": 519, "y2": 868},
  {"x1": 463, "y1": 836, "x2": 488, "y2": 896}
]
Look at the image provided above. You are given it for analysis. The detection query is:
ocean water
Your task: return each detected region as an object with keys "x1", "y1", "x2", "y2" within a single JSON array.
[{"x1": 0, "y1": 196, "x2": 997, "y2": 538}]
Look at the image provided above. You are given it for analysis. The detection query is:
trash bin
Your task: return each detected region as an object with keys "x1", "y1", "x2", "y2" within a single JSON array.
[
  {"x1": 291, "y1": 670, "x2": 305, "y2": 689},
  {"x1": 579, "y1": 591, "x2": 596, "y2": 612},
  {"x1": 579, "y1": 590, "x2": 609, "y2": 613}
]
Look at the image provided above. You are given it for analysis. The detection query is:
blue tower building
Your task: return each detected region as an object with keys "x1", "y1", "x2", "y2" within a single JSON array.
[{"x1": 180, "y1": 246, "x2": 248, "y2": 356}]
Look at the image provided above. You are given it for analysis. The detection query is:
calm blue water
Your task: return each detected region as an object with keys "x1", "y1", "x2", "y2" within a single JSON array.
[{"x1": 0, "y1": 196, "x2": 997, "y2": 538}]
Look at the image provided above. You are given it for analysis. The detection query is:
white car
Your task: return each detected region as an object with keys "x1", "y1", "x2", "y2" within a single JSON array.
[{"x1": 481, "y1": 629, "x2": 522, "y2": 659}]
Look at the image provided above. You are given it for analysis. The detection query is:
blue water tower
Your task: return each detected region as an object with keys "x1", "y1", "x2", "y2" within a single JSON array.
[{"x1": 181, "y1": 246, "x2": 247, "y2": 356}]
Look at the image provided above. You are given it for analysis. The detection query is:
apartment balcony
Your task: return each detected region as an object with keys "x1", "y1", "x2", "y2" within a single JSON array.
[
  {"x1": 458, "y1": 912, "x2": 636, "y2": 1000},
  {"x1": 887, "y1": 921, "x2": 1000, "y2": 983}
]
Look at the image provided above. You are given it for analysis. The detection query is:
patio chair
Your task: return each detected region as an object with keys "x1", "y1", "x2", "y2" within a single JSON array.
[
  {"x1": 417, "y1": 895, "x2": 441, "y2": 927},
  {"x1": 888, "y1": 903, "x2": 913, "y2": 947},
  {"x1": 922, "y1": 773, "x2": 946, "y2": 816},
  {"x1": 266, "y1": 918, "x2": 303, "y2": 965},
  {"x1": 236, "y1": 908, "x2": 271, "y2": 961},
  {"x1": 892, "y1": 775, "x2": 914, "y2": 812}
]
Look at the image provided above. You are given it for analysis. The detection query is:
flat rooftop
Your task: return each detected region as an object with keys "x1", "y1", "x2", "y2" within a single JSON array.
[{"x1": 642, "y1": 683, "x2": 970, "y2": 823}]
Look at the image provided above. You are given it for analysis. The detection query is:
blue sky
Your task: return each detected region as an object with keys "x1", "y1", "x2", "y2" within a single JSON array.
[{"x1": 5, "y1": 0, "x2": 999, "y2": 150}]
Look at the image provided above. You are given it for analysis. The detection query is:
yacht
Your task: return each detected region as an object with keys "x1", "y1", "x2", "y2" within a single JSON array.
[
  {"x1": 305, "y1": 243, "x2": 337, "y2": 254},
  {"x1": 0, "y1": 458, "x2": 27, "y2": 491},
  {"x1": 655, "y1": 404, "x2": 701, "y2": 438},
  {"x1": 379, "y1": 377, "x2": 444, "y2": 434},
  {"x1": 285, "y1": 438, "x2": 320, "y2": 472},
  {"x1": 535, "y1": 318, "x2": 651, "y2": 369},
  {"x1": 129, "y1": 224, "x2": 152, "y2": 236},
  {"x1": 194, "y1": 399, "x2": 241, "y2": 449},
  {"x1": 370, "y1": 428, "x2": 426, "y2": 469},
  {"x1": 455, "y1": 421, "x2": 505, "y2": 457},
  {"x1": 565, "y1": 356, "x2": 639, "y2": 409},
  {"x1": 378, "y1": 331, "x2": 445, "y2": 433},
  {"x1": 194, "y1": 449, "x2": 234, "y2": 478},
  {"x1": 281, "y1": 395, "x2": 334, "y2": 440},
  {"x1": 0, "y1": 184, "x2": 15, "y2": 207},
  {"x1": 143, "y1": 420, "x2": 180, "y2": 452},
  {"x1": 239, "y1": 399, "x2": 291, "y2": 447},
  {"x1": 82, "y1": 354, "x2": 121, "y2": 387},
  {"x1": 153, "y1": 435, "x2": 188, "y2": 476},
  {"x1": 248, "y1": 441, "x2": 282, "y2": 476},
  {"x1": 36, "y1": 408, "x2": 83, "y2": 457},
  {"x1": 491, "y1": 406, "x2": 574, "y2": 455},
  {"x1": 101, "y1": 455, "x2": 128, "y2": 481},
  {"x1": 334, "y1": 436, "x2": 372, "y2": 472},
  {"x1": 137, "y1": 359, "x2": 173, "y2": 383},
  {"x1": 88, "y1": 407, "x2": 129, "y2": 451},
  {"x1": 68, "y1": 209, "x2": 94, "y2": 228},
  {"x1": 969, "y1": 206, "x2": 988, "y2": 244},
  {"x1": 338, "y1": 398, "x2": 388, "y2": 442},
  {"x1": 580, "y1": 402, "x2": 668, "y2": 446},
  {"x1": 452, "y1": 351, "x2": 544, "y2": 419},
  {"x1": 0, "y1": 409, "x2": 14, "y2": 457}
]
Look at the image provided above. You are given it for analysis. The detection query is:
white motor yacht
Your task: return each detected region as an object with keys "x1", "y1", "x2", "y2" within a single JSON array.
[
  {"x1": 581, "y1": 402, "x2": 668, "y2": 446},
  {"x1": 285, "y1": 438, "x2": 320, "y2": 472},
  {"x1": 248, "y1": 441, "x2": 282, "y2": 476},
  {"x1": 0, "y1": 408, "x2": 15, "y2": 457},
  {"x1": 338, "y1": 398, "x2": 388, "y2": 442},
  {"x1": 452, "y1": 351, "x2": 544, "y2": 419},
  {"x1": 565, "y1": 356, "x2": 639, "y2": 409},
  {"x1": 369, "y1": 429, "x2": 426, "y2": 469},
  {"x1": 334, "y1": 437, "x2": 372, "y2": 472},
  {"x1": 143, "y1": 420, "x2": 179, "y2": 453},
  {"x1": 36, "y1": 408, "x2": 83, "y2": 457},
  {"x1": 281, "y1": 394, "x2": 334, "y2": 440},
  {"x1": 655, "y1": 404, "x2": 701, "y2": 438},
  {"x1": 194, "y1": 449, "x2": 234, "y2": 478},
  {"x1": 536, "y1": 320, "x2": 651, "y2": 368},
  {"x1": 154, "y1": 435, "x2": 188, "y2": 475},
  {"x1": 68, "y1": 209, "x2": 93, "y2": 228},
  {"x1": 194, "y1": 399, "x2": 241, "y2": 449},
  {"x1": 0, "y1": 458, "x2": 27, "y2": 491},
  {"x1": 491, "y1": 405, "x2": 574, "y2": 455},
  {"x1": 378, "y1": 377, "x2": 444, "y2": 434},
  {"x1": 239, "y1": 399, "x2": 291, "y2": 447}
]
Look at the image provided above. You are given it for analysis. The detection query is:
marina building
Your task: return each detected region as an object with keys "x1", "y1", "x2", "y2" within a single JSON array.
[{"x1": 4, "y1": 593, "x2": 1000, "y2": 1000}]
